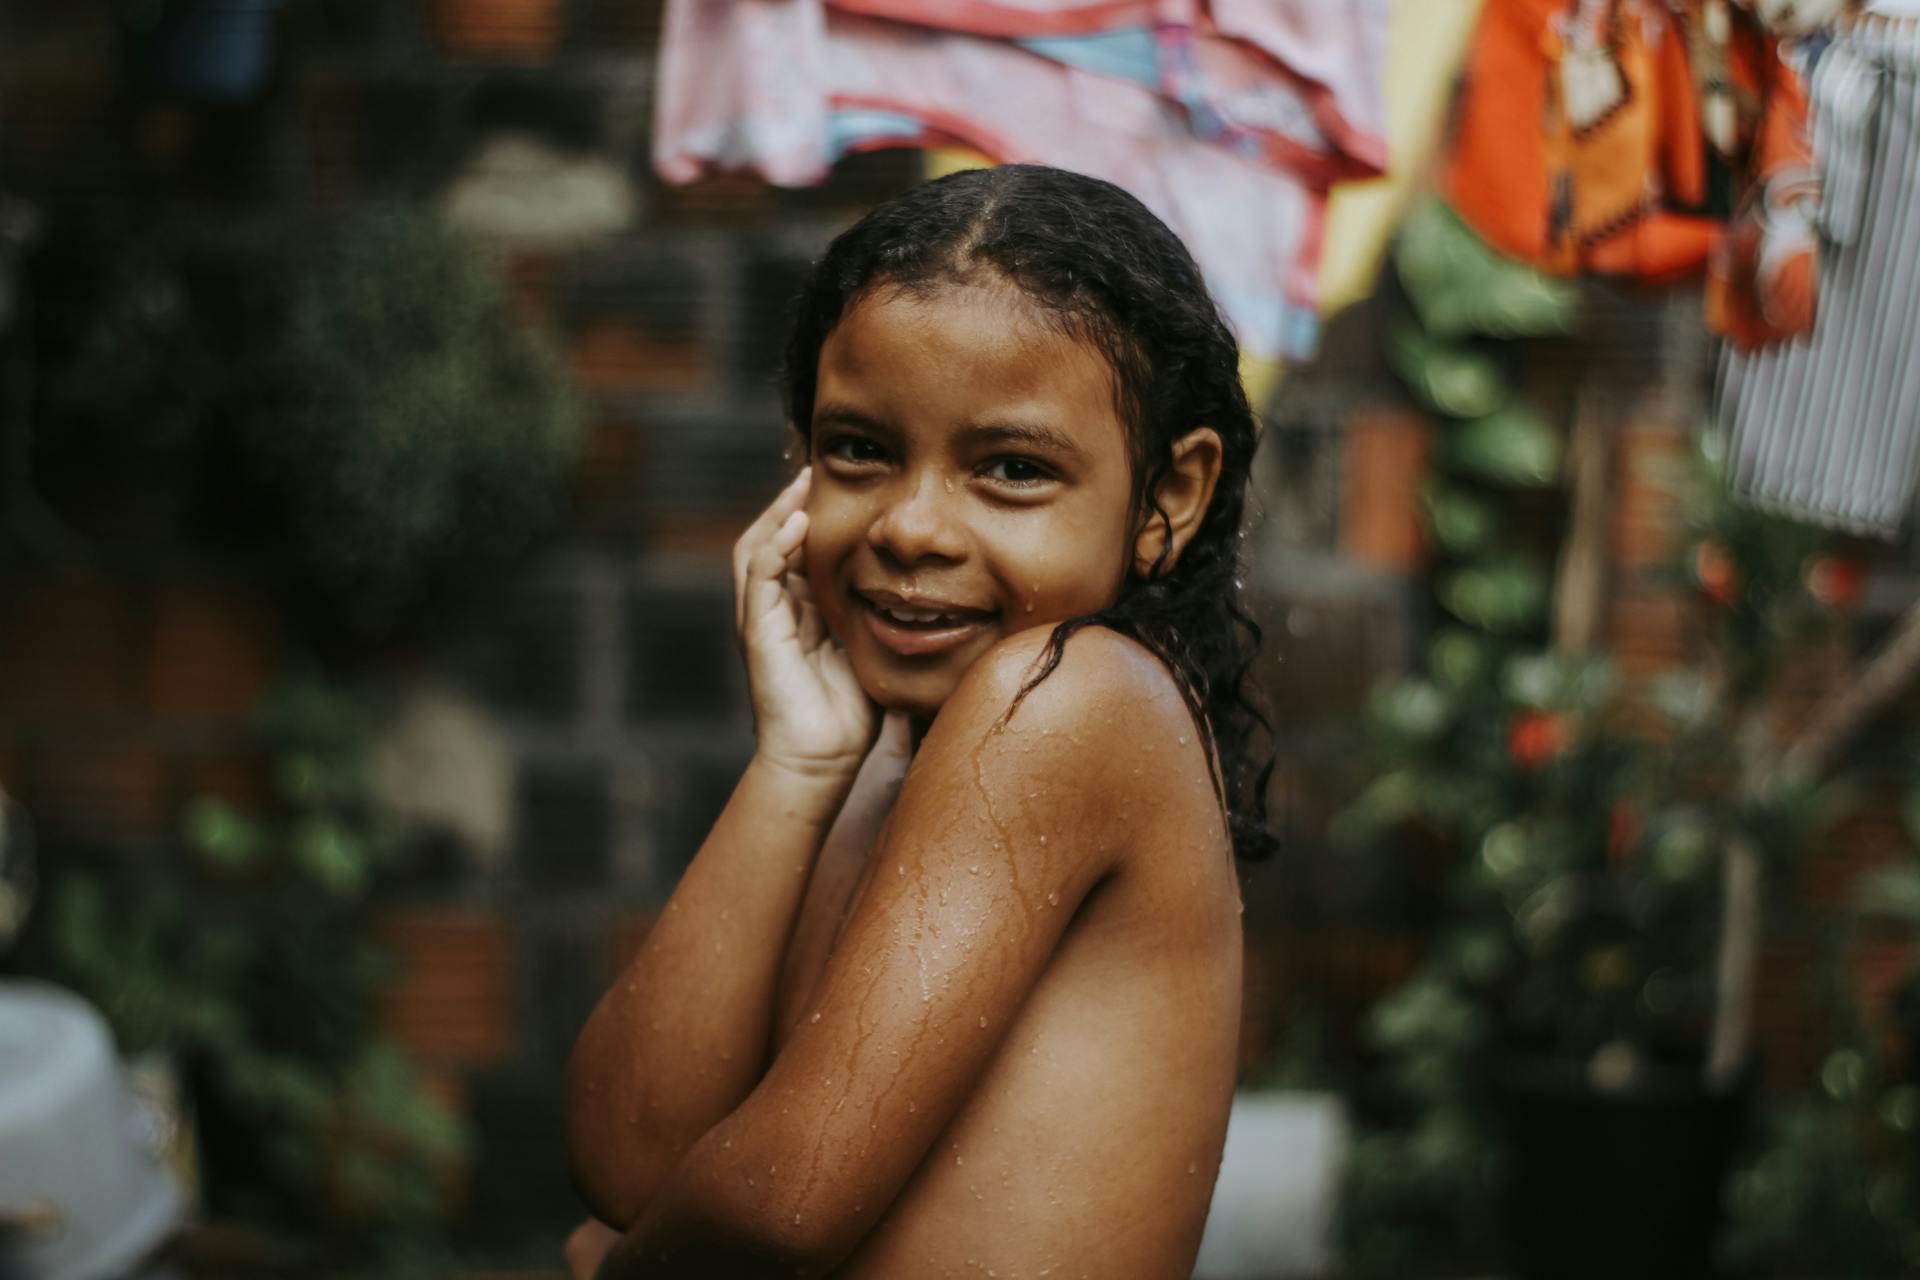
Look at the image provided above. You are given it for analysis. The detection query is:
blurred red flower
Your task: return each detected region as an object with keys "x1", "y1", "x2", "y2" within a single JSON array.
[
  {"x1": 1805, "y1": 555, "x2": 1864, "y2": 609},
  {"x1": 1693, "y1": 539, "x2": 1738, "y2": 606},
  {"x1": 1508, "y1": 710, "x2": 1568, "y2": 769}
]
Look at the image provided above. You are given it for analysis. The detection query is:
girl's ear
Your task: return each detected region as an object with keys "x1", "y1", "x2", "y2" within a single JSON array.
[{"x1": 1132, "y1": 427, "x2": 1224, "y2": 578}]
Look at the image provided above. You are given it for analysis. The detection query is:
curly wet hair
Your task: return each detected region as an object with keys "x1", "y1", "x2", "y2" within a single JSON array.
[{"x1": 783, "y1": 163, "x2": 1276, "y2": 862}]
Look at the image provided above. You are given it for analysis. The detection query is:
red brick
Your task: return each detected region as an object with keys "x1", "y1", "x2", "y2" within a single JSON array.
[
  {"x1": 180, "y1": 748, "x2": 271, "y2": 812},
  {"x1": 1753, "y1": 940, "x2": 1820, "y2": 1087},
  {"x1": 571, "y1": 319, "x2": 707, "y2": 395},
  {"x1": 1808, "y1": 805, "x2": 1908, "y2": 907},
  {"x1": 1609, "y1": 421, "x2": 1695, "y2": 571},
  {"x1": 30, "y1": 742, "x2": 173, "y2": 847},
  {"x1": 428, "y1": 0, "x2": 565, "y2": 58},
  {"x1": 573, "y1": 418, "x2": 641, "y2": 536},
  {"x1": 373, "y1": 908, "x2": 514, "y2": 1065},
  {"x1": 1604, "y1": 588, "x2": 1693, "y2": 681},
  {"x1": 0, "y1": 576, "x2": 143, "y2": 721},
  {"x1": 653, "y1": 170, "x2": 778, "y2": 224},
  {"x1": 501, "y1": 250, "x2": 556, "y2": 328},
  {"x1": 148, "y1": 582, "x2": 279, "y2": 721},
  {"x1": 1849, "y1": 938, "x2": 1915, "y2": 1051},
  {"x1": 1766, "y1": 631, "x2": 1852, "y2": 744},
  {"x1": 1340, "y1": 408, "x2": 1430, "y2": 573}
]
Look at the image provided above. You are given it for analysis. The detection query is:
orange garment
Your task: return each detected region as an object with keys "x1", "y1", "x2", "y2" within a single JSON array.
[{"x1": 1442, "y1": 0, "x2": 1815, "y2": 346}]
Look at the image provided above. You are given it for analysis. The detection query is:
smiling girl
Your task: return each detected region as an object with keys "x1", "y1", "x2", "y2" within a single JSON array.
[{"x1": 565, "y1": 164, "x2": 1274, "y2": 1279}]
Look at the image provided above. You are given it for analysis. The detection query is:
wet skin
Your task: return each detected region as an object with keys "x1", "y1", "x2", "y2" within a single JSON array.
[{"x1": 567, "y1": 284, "x2": 1241, "y2": 1278}]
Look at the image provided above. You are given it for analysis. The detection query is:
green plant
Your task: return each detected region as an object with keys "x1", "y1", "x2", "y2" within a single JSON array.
[
  {"x1": 32, "y1": 675, "x2": 465, "y2": 1264},
  {"x1": 1722, "y1": 754, "x2": 1920, "y2": 1275},
  {"x1": 239, "y1": 207, "x2": 585, "y2": 641},
  {"x1": 1335, "y1": 201, "x2": 1863, "y2": 1275}
]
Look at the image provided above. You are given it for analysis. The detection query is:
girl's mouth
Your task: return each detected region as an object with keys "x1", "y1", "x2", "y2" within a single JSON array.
[{"x1": 857, "y1": 591, "x2": 996, "y2": 658}]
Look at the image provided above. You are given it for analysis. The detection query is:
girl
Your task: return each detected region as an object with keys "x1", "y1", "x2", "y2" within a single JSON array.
[{"x1": 565, "y1": 164, "x2": 1273, "y2": 1279}]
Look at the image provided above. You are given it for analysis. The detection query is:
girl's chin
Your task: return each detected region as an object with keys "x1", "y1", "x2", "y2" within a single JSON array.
[{"x1": 852, "y1": 663, "x2": 964, "y2": 723}]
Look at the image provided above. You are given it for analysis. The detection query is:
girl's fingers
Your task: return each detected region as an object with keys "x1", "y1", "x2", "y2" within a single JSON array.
[
  {"x1": 733, "y1": 469, "x2": 812, "y2": 634},
  {"x1": 742, "y1": 509, "x2": 808, "y2": 646},
  {"x1": 791, "y1": 576, "x2": 825, "y2": 649}
]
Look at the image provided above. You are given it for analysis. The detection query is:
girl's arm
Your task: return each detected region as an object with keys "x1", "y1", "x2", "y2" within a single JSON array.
[
  {"x1": 566, "y1": 469, "x2": 878, "y2": 1226},
  {"x1": 592, "y1": 627, "x2": 1190, "y2": 1278}
]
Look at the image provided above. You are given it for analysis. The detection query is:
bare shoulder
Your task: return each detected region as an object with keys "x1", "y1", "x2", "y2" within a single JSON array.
[
  {"x1": 912, "y1": 625, "x2": 1221, "y2": 849},
  {"x1": 937, "y1": 623, "x2": 1197, "y2": 742}
]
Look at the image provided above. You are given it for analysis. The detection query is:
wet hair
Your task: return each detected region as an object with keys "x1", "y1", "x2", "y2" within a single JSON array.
[{"x1": 783, "y1": 163, "x2": 1275, "y2": 862}]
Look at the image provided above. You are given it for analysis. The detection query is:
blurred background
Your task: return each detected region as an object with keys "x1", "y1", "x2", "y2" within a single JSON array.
[{"x1": 5, "y1": 0, "x2": 1920, "y2": 1276}]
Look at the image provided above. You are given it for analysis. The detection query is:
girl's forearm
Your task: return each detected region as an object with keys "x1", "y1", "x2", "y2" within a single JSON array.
[{"x1": 566, "y1": 753, "x2": 855, "y2": 1225}]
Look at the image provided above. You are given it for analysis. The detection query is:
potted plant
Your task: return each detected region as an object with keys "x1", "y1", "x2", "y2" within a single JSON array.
[{"x1": 24, "y1": 676, "x2": 467, "y2": 1270}]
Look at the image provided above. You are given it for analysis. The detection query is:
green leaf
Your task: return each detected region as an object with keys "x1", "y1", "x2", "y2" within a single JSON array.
[
  {"x1": 1387, "y1": 320, "x2": 1506, "y2": 418},
  {"x1": 1446, "y1": 405, "x2": 1564, "y2": 487},
  {"x1": 291, "y1": 817, "x2": 370, "y2": 897},
  {"x1": 1396, "y1": 199, "x2": 1583, "y2": 340},
  {"x1": 182, "y1": 796, "x2": 268, "y2": 872},
  {"x1": 1438, "y1": 560, "x2": 1548, "y2": 631},
  {"x1": 1424, "y1": 486, "x2": 1498, "y2": 554}
]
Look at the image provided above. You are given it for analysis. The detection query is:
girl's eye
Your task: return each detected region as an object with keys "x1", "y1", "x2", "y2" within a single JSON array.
[
  {"x1": 821, "y1": 435, "x2": 888, "y2": 466},
  {"x1": 981, "y1": 456, "x2": 1054, "y2": 486}
]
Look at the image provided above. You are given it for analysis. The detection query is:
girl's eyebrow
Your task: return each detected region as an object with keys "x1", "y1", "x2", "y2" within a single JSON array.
[
  {"x1": 964, "y1": 421, "x2": 1086, "y2": 459},
  {"x1": 812, "y1": 403, "x2": 894, "y2": 435},
  {"x1": 814, "y1": 404, "x2": 1084, "y2": 460}
]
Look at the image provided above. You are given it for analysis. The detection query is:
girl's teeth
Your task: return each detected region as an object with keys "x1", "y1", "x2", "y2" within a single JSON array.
[{"x1": 885, "y1": 606, "x2": 953, "y2": 624}]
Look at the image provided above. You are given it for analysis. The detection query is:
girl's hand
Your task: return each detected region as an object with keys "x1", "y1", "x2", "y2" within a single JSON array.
[
  {"x1": 734, "y1": 468, "x2": 876, "y2": 780},
  {"x1": 564, "y1": 1218, "x2": 620, "y2": 1280}
]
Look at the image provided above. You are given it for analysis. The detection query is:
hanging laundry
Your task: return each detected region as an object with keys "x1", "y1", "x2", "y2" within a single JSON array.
[
  {"x1": 653, "y1": 0, "x2": 1386, "y2": 360},
  {"x1": 1319, "y1": 0, "x2": 1487, "y2": 319},
  {"x1": 1441, "y1": 0, "x2": 1816, "y2": 346},
  {"x1": 824, "y1": 0, "x2": 1389, "y2": 184},
  {"x1": 1718, "y1": 16, "x2": 1920, "y2": 538}
]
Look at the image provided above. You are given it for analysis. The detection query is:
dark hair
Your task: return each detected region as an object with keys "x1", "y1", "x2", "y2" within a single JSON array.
[{"x1": 783, "y1": 164, "x2": 1275, "y2": 862}]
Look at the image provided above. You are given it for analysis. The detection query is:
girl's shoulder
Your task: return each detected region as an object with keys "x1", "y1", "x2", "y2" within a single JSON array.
[{"x1": 916, "y1": 624, "x2": 1213, "y2": 812}]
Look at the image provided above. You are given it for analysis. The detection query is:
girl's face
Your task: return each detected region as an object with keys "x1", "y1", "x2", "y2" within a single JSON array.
[{"x1": 804, "y1": 281, "x2": 1136, "y2": 719}]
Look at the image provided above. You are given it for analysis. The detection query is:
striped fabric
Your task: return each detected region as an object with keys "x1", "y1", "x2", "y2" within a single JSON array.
[{"x1": 1717, "y1": 17, "x2": 1920, "y2": 538}]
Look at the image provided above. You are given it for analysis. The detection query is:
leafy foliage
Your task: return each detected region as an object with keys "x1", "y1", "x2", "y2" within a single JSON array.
[{"x1": 33, "y1": 677, "x2": 466, "y2": 1262}]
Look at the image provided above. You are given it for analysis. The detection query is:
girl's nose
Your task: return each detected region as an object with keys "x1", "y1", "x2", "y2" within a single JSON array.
[{"x1": 867, "y1": 471, "x2": 966, "y2": 566}]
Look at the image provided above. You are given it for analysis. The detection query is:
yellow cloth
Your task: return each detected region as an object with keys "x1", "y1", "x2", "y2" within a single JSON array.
[{"x1": 1318, "y1": 0, "x2": 1487, "y2": 318}]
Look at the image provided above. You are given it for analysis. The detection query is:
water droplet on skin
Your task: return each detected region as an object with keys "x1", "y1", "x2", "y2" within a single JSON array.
[
  {"x1": 748, "y1": 1176, "x2": 755, "y2": 1186},
  {"x1": 626, "y1": 982, "x2": 637, "y2": 994},
  {"x1": 908, "y1": 1100, "x2": 916, "y2": 1112},
  {"x1": 955, "y1": 1155, "x2": 964, "y2": 1166},
  {"x1": 969, "y1": 864, "x2": 979, "y2": 874},
  {"x1": 794, "y1": 1213, "x2": 803, "y2": 1225},
  {"x1": 1046, "y1": 890, "x2": 1060, "y2": 907},
  {"x1": 1178, "y1": 735, "x2": 1188, "y2": 745},
  {"x1": 978, "y1": 1015, "x2": 988, "y2": 1027},
  {"x1": 898, "y1": 864, "x2": 906, "y2": 876},
  {"x1": 1188, "y1": 1161, "x2": 1198, "y2": 1174},
  {"x1": 811, "y1": 1011, "x2": 822, "y2": 1023},
  {"x1": 1038, "y1": 835, "x2": 1047, "y2": 845},
  {"x1": 723, "y1": 1137, "x2": 732, "y2": 1148}
]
